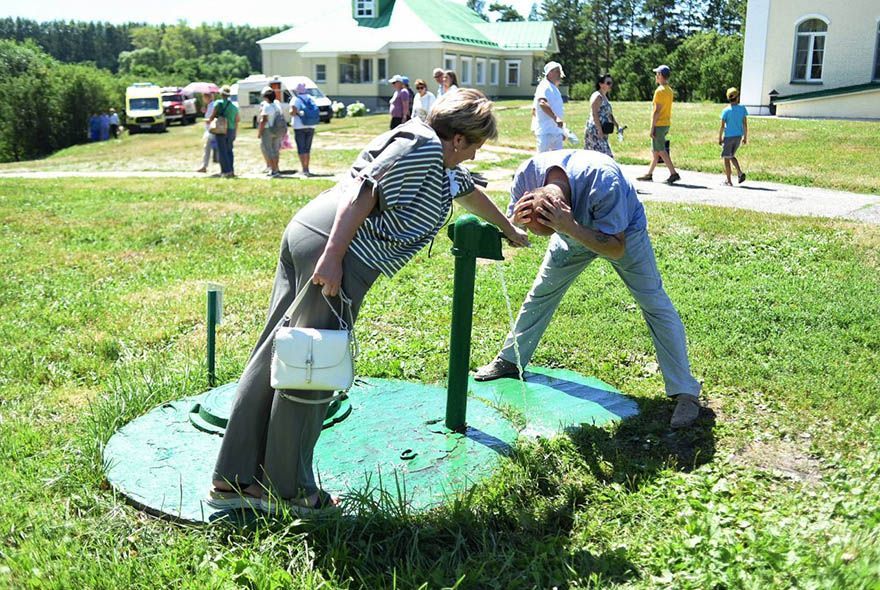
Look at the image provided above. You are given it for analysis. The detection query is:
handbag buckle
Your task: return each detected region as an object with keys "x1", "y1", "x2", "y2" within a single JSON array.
[{"x1": 305, "y1": 337, "x2": 314, "y2": 383}]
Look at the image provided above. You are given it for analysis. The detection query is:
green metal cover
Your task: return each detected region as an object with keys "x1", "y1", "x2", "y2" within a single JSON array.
[{"x1": 104, "y1": 370, "x2": 636, "y2": 522}]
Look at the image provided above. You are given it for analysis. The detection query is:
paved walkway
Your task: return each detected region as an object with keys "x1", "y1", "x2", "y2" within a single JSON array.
[{"x1": 2, "y1": 157, "x2": 878, "y2": 224}]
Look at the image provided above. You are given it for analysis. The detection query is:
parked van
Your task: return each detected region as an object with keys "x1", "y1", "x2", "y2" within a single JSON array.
[
  {"x1": 235, "y1": 74, "x2": 332, "y2": 128},
  {"x1": 125, "y1": 83, "x2": 166, "y2": 134}
]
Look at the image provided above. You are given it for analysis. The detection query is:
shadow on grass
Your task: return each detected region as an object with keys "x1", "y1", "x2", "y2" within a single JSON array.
[{"x1": 570, "y1": 396, "x2": 717, "y2": 486}]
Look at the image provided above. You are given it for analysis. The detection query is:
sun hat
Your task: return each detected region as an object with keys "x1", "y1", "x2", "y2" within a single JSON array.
[
  {"x1": 388, "y1": 74, "x2": 404, "y2": 84},
  {"x1": 653, "y1": 64, "x2": 671, "y2": 77},
  {"x1": 220, "y1": 85, "x2": 231, "y2": 96},
  {"x1": 543, "y1": 61, "x2": 565, "y2": 77},
  {"x1": 726, "y1": 86, "x2": 739, "y2": 100}
]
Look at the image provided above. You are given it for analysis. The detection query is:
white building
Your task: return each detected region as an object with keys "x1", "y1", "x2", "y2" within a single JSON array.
[{"x1": 741, "y1": 0, "x2": 880, "y2": 119}]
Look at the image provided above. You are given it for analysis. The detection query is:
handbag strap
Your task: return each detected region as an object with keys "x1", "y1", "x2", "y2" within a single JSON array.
[{"x1": 281, "y1": 283, "x2": 358, "y2": 360}]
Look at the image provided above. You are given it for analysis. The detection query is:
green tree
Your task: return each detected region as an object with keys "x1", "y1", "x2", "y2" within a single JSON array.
[
  {"x1": 670, "y1": 31, "x2": 742, "y2": 101},
  {"x1": 489, "y1": 3, "x2": 525, "y2": 21},
  {"x1": 467, "y1": 0, "x2": 490, "y2": 21},
  {"x1": 541, "y1": 0, "x2": 592, "y2": 83},
  {"x1": 118, "y1": 47, "x2": 163, "y2": 73},
  {"x1": 609, "y1": 41, "x2": 668, "y2": 100}
]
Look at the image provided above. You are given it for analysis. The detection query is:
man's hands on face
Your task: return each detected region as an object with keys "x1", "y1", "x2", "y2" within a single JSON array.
[{"x1": 535, "y1": 194, "x2": 576, "y2": 234}]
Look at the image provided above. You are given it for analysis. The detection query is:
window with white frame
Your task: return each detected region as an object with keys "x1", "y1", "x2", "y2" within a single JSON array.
[
  {"x1": 444, "y1": 54, "x2": 456, "y2": 72},
  {"x1": 476, "y1": 58, "x2": 486, "y2": 85},
  {"x1": 355, "y1": 0, "x2": 375, "y2": 17},
  {"x1": 378, "y1": 58, "x2": 387, "y2": 81},
  {"x1": 490, "y1": 60, "x2": 499, "y2": 85},
  {"x1": 315, "y1": 64, "x2": 326, "y2": 84},
  {"x1": 361, "y1": 59, "x2": 373, "y2": 83},
  {"x1": 793, "y1": 18, "x2": 828, "y2": 81},
  {"x1": 460, "y1": 57, "x2": 472, "y2": 84},
  {"x1": 874, "y1": 22, "x2": 880, "y2": 80},
  {"x1": 505, "y1": 60, "x2": 520, "y2": 86}
]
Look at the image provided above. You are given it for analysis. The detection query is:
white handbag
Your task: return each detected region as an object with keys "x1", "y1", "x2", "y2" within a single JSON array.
[{"x1": 270, "y1": 285, "x2": 358, "y2": 404}]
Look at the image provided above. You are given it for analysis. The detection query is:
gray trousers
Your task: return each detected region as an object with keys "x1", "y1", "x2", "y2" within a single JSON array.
[
  {"x1": 212, "y1": 189, "x2": 380, "y2": 499},
  {"x1": 500, "y1": 229, "x2": 701, "y2": 398}
]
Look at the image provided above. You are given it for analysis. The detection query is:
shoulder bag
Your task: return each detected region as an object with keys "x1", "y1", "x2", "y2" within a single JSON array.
[
  {"x1": 270, "y1": 284, "x2": 357, "y2": 403},
  {"x1": 209, "y1": 102, "x2": 228, "y2": 135}
]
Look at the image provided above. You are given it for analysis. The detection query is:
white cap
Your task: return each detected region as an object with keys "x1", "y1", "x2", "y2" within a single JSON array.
[
  {"x1": 388, "y1": 74, "x2": 404, "y2": 83},
  {"x1": 543, "y1": 61, "x2": 565, "y2": 77}
]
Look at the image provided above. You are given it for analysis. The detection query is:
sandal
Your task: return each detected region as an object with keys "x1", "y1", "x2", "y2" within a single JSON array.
[
  {"x1": 262, "y1": 489, "x2": 340, "y2": 517},
  {"x1": 205, "y1": 483, "x2": 263, "y2": 511}
]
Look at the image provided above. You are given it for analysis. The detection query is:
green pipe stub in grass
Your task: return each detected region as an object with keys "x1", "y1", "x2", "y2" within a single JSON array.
[{"x1": 104, "y1": 370, "x2": 636, "y2": 523}]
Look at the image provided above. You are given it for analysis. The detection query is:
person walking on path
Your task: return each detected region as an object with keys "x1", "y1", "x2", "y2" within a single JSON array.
[
  {"x1": 258, "y1": 86, "x2": 285, "y2": 178},
  {"x1": 388, "y1": 75, "x2": 410, "y2": 129},
  {"x1": 718, "y1": 87, "x2": 749, "y2": 186},
  {"x1": 108, "y1": 108, "x2": 120, "y2": 139},
  {"x1": 207, "y1": 89, "x2": 529, "y2": 516},
  {"x1": 474, "y1": 149, "x2": 702, "y2": 429},
  {"x1": 637, "y1": 65, "x2": 680, "y2": 184},
  {"x1": 532, "y1": 61, "x2": 566, "y2": 153},
  {"x1": 291, "y1": 82, "x2": 319, "y2": 177},
  {"x1": 433, "y1": 68, "x2": 446, "y2": 97},
  {"x1": 208, "y1": 86, "x2": 240, "y2": 178},
  {"x1": 412, "y1": 79, "x2": 436, "y2": 121},
  {"x1": 583, "y1": 73, "x2": 618, "y2": 158},
  {"x1": 402, "y1": 76, "x2": 415, "y2": 121},
  {"x1": 196, "y1": 92, "x2": 217, "y2": 173}
]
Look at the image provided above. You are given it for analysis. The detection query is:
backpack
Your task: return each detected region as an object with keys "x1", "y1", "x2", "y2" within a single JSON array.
[
  {"x1": 297, "y1": 94, "x2": 321, "y2": 126},
  {"x1": 270, "y1": 102, "x2": 287, "y2": 133}
]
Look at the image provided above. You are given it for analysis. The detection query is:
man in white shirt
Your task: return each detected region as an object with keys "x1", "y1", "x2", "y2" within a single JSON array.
[{"x1": 532, "y1": 61, "x2": 566, "y2": 153}]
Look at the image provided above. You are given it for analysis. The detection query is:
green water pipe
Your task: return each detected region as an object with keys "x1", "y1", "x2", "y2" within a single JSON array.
[
  {"x1": 206, "y1": 285, "x2": 222, "y2": 387},
  {"x1": 445, "y1": 215, "x2": 504, "y2": 432}
]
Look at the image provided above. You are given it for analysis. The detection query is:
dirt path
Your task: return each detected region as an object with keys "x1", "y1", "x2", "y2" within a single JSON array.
[{"x1": 2, "y1": 145, "x2": 878, "y2": 224}]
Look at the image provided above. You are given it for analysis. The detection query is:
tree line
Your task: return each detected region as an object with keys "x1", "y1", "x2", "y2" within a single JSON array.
[
  {"x1": 0, "y1": 18, "x2": 285, "y2": 83},
  {"x1": 469, "y1": 0, "x2": 745, "y2": 102}
]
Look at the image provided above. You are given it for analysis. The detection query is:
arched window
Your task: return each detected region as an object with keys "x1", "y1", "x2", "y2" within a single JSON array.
[{"x1": 793, "y1": 18, "x2": 828, "y2": 81}]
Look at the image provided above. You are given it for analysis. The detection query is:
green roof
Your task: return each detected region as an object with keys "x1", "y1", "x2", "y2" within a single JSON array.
[
  {"x1": 475, "y1": 21, "x2": 556, "y2": 50},
  {"x1": 774, "y1": 82, "x2": 880, "y2": 102},
  {"x1": 403, "y1": 0, "x2": 499, "y2": 47},
  {"x1": 355, "y1": 0, "x2": 395, "y2": 28}
]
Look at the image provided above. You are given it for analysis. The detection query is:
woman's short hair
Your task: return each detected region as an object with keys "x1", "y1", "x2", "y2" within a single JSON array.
[
  {"x1": 595, "y1": 74, "x2": 612, "y2": 91},
  {"x1": 414, "y1": 78, "x2": 427, "y2": 89},
  {"x1": 428, "y1": 88, "x2": 497, "y2": 145},
  {"x1": 444, "y1": 70, "x2": 459, "y2": 87}
]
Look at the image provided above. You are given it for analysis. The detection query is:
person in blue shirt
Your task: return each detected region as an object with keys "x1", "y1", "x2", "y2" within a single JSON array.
[
  {"x1": 475, "y1": 149, "x2": 703, "y2": 429},
  {"x1": 718, "y1": 87, "x2": 749, "y2": 185}
]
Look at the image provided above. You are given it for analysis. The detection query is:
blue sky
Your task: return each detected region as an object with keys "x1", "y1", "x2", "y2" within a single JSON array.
[{"x1": 1, "y1": 0, "x2": 539, "y2": 26}]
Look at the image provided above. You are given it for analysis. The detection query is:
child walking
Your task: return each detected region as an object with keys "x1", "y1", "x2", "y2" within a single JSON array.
[{"x1": 718, "y1": 87, "x2": 748, "y2": 185}]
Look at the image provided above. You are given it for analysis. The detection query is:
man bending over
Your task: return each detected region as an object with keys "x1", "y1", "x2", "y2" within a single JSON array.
[{"x1": 475, "y1": 150, "x2": 702, "y2": 428}]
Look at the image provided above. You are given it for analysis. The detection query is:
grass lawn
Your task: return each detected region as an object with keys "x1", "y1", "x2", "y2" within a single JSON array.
[
  {"x1": 1, "y1": 176, "x2": 878, "y2": 588},
  {"x1": 1, "y1": 100, "x2": 878, "y2": 195}
]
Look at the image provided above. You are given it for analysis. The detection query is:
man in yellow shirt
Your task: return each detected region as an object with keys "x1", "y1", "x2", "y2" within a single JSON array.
[{"x1": 637, "y1": 65, "x2": 680, "y2": 184}]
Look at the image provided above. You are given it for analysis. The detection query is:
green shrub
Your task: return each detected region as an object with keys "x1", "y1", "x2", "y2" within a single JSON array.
[
  {"x1": 671, "y1": 32, "x2": 743, "y2": 102},
  {"x1": 609, "y1": 43, "x2": 670, "y2": 101},
  {"x1": 568, "y1": 82, "x2": 593, "y2": 101}
]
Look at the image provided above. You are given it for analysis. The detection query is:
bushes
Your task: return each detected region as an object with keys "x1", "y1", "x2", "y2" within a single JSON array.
[
  {"x1": 671, "y1": 32, "x2": 743, "y2": 102},
  {"x1": 609, "y1": 43, "x2": 670, "y2": 101},
  {"x1": 0, "y1": 40, "x2": 126, "y2": 162},
  {"x1": 569, "y1": 82, "x2": 594, "y2": 101}
]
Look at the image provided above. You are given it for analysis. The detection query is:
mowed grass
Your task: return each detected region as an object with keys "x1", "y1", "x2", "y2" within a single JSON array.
[
  {"x1": 1, "y1": 100, "x2": 878, "y2": 195},
  {"x1": 1, "y1": 177, "x2": 879, "y2": 588}
]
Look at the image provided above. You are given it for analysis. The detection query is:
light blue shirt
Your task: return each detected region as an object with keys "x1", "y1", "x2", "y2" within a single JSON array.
[
  {"x1": 509, "y1": 150, "x2": 646, "y2": 236},
  {"x1": 721, "y1": 104, "x2": 747, "y2": 138}
]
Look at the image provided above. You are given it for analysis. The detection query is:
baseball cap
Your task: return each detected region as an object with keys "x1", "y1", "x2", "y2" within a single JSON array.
[
  {"x1": 726, "y1": 86, "x2": 739, "y2": 100},
  {"x1": 653, "y1": 64, "x2": 671, "y2": 77},
  {"x1": 543, "y1": 61, "x2": 565, "y2": 77},
  {"x1": 388, "y1": 74, "x2": 404, "y2": 83},
  {"x1": 401, "y1": 76, "x2": 410, "y2": 85}
]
